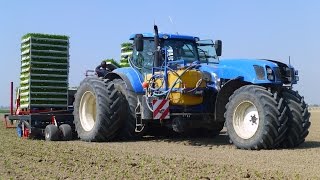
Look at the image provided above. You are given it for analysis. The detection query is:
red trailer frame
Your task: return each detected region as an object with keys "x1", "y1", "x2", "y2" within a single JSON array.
[{"x1": 3, "y1": 82, "x2": 75, "y2": 140}]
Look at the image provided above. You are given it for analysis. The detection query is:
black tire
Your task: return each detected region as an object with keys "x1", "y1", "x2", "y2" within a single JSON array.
[
  {"x1": 280, "y1": 89, "x2": 311, "y2": 148},
  {"x1": 45, "y1": 125, "x2": 60, "y2": 141},
  {"x1": 225, "y1": 85, "x2": 288, "y2": 150},
  {"x1": 59, "y1": 124, "x2": 73, "y2": 141},
  {"x1": 112, "y1": 79, "x2": 145, "y2": 140},
  {"x1": 73, "y1": 77, "x2": 124, "y2": 142}
]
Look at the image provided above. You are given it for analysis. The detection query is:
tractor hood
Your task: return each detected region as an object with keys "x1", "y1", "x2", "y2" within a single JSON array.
[{"x1": 199, "y1": 58, "x2": 298, "y2": 85}]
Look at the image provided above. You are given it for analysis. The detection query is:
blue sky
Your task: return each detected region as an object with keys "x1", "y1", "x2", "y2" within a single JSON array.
[{"x1": 0, "y1": 0, "x2": 319, "y2": 106}]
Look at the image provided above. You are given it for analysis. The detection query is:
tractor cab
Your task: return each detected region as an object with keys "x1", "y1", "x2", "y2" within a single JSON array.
[{"x1": 129, "y1": 33, "x2": 222, "y2": 74}]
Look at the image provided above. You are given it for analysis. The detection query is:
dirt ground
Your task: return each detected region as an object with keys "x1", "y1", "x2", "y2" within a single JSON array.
[{"x1": 0, "y1": 110, "x2": 319, "y2": 179}]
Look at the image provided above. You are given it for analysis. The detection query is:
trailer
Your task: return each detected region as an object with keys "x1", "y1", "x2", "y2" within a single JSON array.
[
  {"x1": 3, "y1": 82, "x2": 76, "y2": 141},
  {"x1": 2, "y1": 33, "x2": 77, "y2": 141}
]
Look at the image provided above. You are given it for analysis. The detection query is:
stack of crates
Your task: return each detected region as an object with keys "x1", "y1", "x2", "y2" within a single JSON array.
[
  {"x1": 20, "y1": 33, "x2": 69, "y2": 110},
  {"x1": 120, "y1": 42, "x2": 132, "y2": 67}
]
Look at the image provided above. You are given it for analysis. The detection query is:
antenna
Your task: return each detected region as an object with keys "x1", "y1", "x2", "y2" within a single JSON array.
[{"x1": 168, "y1": 16, "x2": 179, "y2": 35}]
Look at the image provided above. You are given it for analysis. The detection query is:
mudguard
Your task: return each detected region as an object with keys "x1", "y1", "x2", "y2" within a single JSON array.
[{"x1": 107, "y1": 67, "x2": 144, "y2": 94}]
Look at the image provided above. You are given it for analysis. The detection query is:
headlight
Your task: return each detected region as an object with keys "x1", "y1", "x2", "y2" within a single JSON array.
[
  {"x1": 266, "y1": 66, "x2": 275, "y2": 81},
  {"x1": 266, "y1": 68, "x2": 273, "y2": 74}
]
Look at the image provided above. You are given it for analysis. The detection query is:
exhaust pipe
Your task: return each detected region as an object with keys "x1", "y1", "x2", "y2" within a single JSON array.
[{"x1": 154, "y1": 25, "x2": 160, "y2": 67}]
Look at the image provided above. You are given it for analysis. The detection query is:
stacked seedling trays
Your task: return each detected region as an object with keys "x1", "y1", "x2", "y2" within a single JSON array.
[
  {"x1": 120, "y1": 42, "x2": 132, "y2": 67},
  {"x1": 20, "y1": 33, "x2": 69, "y2": 110}
]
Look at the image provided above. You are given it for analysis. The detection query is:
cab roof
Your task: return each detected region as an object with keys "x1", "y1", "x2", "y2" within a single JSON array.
[{"x1": 129, "y1": 33, "x2": 198, "y2": 41}]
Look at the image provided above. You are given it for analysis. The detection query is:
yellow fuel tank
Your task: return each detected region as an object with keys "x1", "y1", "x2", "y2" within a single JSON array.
[{"x1": 145, "y1": 70, "x2": 205, "y2": 106}]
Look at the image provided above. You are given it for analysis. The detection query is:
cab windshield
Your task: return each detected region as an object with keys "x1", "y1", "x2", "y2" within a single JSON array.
[
  {"x1": 163, "y1": 39, "x2": 218, "y2": 64},
  {"x1": 162, "y1": 39, "x2": 199, "y2": 63}
]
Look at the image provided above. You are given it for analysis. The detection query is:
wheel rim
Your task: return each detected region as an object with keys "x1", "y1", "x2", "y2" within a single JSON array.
[
  {"x1": 79, "y1": 91, "x2": 97, "y2": 131},
  {"x1": 233, "y1": 101, "x2": 259, "y2": 139}
]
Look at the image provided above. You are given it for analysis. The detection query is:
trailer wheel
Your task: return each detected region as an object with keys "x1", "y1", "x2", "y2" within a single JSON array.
[
  {"x1": 59, "y1": 124, "x2": 72, "y2": 141},
  {"x1": 16, "y1": 123, "x2": 23, "y2": 137},
  {"x1": 112, "y1": 79, "x2": 146, "y2": 140},
  {"x1": 280, "y1": 89, "x2": 311, "y2": 148},
  {"x1": 73, "y1": 77, "x2": 123, "y2": 142},
  {"x1": 45, "y1": 124, "x2": 60, "y2": 141},
  {"x1": 225, "y1": 85, "x2": 287, "y2": 150}
]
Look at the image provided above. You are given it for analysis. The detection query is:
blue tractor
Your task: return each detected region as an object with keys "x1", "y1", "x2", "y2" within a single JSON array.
[{"x1": 73, "y1": 25, "x2": 310, "y2": 150}]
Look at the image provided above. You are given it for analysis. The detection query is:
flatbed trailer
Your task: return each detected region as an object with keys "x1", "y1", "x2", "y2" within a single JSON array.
[
  {"x1": 3, "y1": 82, "x2": 76, "y2": 141},
  {"x1": 4, "y1": 110, "x2": 74, "y2": 139}
]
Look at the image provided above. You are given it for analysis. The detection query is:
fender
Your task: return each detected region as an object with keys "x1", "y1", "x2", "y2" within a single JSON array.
[
  {"x1": 105, "y1": 67, "x2": 144, "y2": 94},
  {"x1": 214, "y1": 77, "x2": 249, "y2": 122}
]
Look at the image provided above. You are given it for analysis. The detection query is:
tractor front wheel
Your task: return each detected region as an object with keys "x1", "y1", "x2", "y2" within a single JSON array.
[
  {"x1": 280, "y1": 89, "x2": 311, "y2": 148},
  {"x1": 225, "y1": 85, "x2": 287, "y2": 150}
]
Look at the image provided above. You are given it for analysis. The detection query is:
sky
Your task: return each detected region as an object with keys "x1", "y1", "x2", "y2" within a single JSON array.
[{"x1": 0, "y1": 0, "x2": 319, "y2": 106}]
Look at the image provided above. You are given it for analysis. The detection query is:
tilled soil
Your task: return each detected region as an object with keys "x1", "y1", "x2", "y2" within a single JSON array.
[{"x1": 0, "y1": 111, "x2": 319, "y2": 179}]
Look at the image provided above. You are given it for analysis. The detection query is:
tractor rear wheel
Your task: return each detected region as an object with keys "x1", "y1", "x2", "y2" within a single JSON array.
[
  {"x1": 112, "y1": 79, "x2": 146, "y2": 140},
  {"x1": 225, "y1": 85, "x2": 288, "y2": 150},
  {"x1": 280, "y1": 89, "x2": 311, "y2": 148},
  {"x1": 73, "y1": 77, "x2": 124, "y2": 142}
]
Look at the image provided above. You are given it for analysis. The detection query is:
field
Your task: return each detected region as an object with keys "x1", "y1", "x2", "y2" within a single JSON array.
[{"x1": 0, "y1": 110, "x2": 319, "y2": 179}]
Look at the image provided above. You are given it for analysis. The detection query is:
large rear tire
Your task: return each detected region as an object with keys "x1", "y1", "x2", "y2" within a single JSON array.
[
  {"x1": 73, "y1": 77, "x2": 124, "y2": 142},
  {"x1": 112, "y1": 79, "x2": 145, "y2": 140},
  {"x1": 280, "y1": 89, "x2": 311, "y2": 148},
  {"x1": 225, "y1": 85, "x2": 288, "y2": 150}
]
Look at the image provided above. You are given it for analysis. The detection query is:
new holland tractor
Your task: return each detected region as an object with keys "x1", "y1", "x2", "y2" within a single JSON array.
[{"x1": 73, "y1": 25, "x2": 310, "y2": 150}]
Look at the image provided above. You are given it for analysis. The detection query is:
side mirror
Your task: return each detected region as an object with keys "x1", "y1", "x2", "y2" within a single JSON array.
[
  {"x1": 134, "y1": 34, "x2": 144, "y2": 52},
  {"x1": 214, "y1": 40, "x2": 222, "y2": 56}
]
